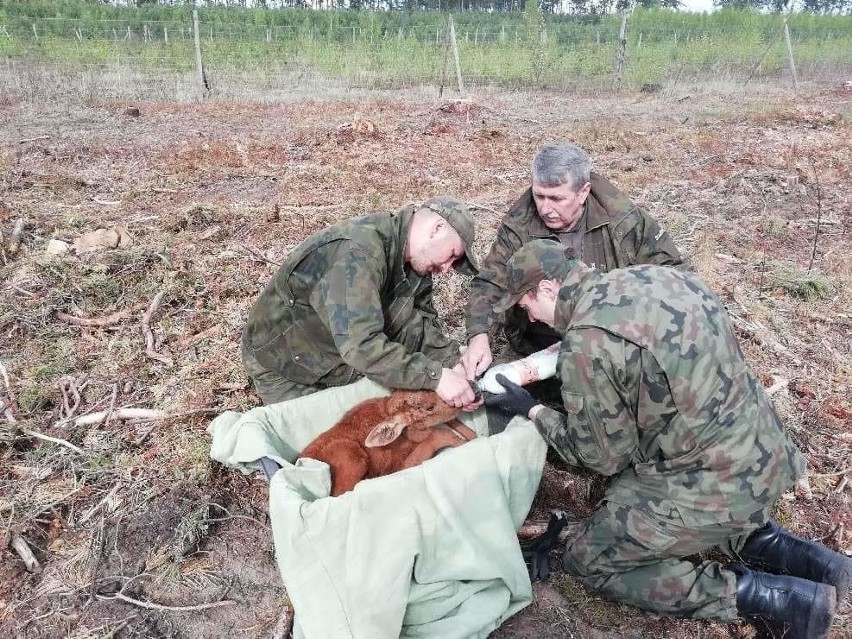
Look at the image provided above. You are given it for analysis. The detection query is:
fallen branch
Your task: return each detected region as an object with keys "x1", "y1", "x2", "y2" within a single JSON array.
[
  {"x1": 56, "y1": 303, "x2": 147, "y2": 328},
  {"x1": 11, "y1": 534, "x2": 42, "y2": 573},
  {"x1": 141, "y1": 291, "x2": 173, "y2": 367},
  {"x1": 6, "y1": 218, "x2": 26, "y2": 256},
  {"x1": 75, "y1": 408, "x2": 169, "y2": 427},
  {"x1": 96, "y1": 591, "x2": 236, "y2": 612},
  {"x1": 17, "y1": 425, "x2": 84, "y2": 455},
  {"x1": 17, "y1": 135, "x2": 50, "y2": 144},
  {"x1": 75, "y1": 406, "x2": 226, "y2": 428}
]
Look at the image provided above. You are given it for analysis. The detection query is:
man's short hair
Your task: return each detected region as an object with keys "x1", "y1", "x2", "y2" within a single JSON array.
[
  {"x1": 531, "y1": 143, "x2": 591, "y2": 190},
  {"x1": 418, "y1": 195, "x2": 479, "y2": 276},
  {"x1": 495, "y1": 239, "x2": 576, "y2": 312}
]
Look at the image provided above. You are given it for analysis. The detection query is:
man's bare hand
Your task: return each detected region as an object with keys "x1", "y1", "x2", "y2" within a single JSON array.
[
  {"x1": 459, "y1": 333, "x2": 493, "y2": 380},
  {"x1": 436, "y1": 367, "x2": 477, "y2": 409}
]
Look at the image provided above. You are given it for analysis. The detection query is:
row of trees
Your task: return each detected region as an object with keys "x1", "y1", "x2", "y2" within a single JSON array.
[{"x1": 108, "y1": 0, "x2": 852, "y2": 13}]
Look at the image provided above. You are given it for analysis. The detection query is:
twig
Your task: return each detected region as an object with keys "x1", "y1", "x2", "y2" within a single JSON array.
[
  {"x1": 75, "y1": 406, "x2": 227, "y2": 428},
  {"x1": 11, "y1": 535, "x2": 42, "y2": 573},
  {"x1": 17, "y1": 135, "x2": 50, "y2": 144},
  {"x1": 77, "y1": 483, "x2": 122, "y2": 527},
  {"x1": 836, "y1": 476, "x2": 848, "y2": 494},
  {"x1": 59, "y1": 374, "x2": 87, "y2": 420},
  {"x1": 0, "y1": 359, "x2": 16, "y2": 420},
  {"x1": 104, "y1": 383, "x2": 119, "y2": 426},
  {"x1": 175, "y1": 324, "x2": 222, "y2": 351},
  {"x1": 75, "y1": 408, "x2": 169, "y2": 427},
  {"x1": 142, "y1": 291, "x2": 173, "y2": 367},
  {"x1": 6, "y1": 218, "x2": 26, "y2": 255},
  {"x1": 807, "y1": 157, "x2": 823, "y2": 271},
  {"x1": 468, "y1": 201, "x2": 503, "y2": 215},
  {"x1": 17, "y1": 425, "x2": 84, "y2": 455},
  {"x1": 93, "y1": 198, "x2": 121, "y2": 206},
  {"x1": 207, "y1": 503, "x2": 271, "y2": 531},
  {"x1": 95, "y1": 591, "x2": 236, "y2": 612},
  {"x1": 56, "y1": 303, "x2": 147, "y2": 328},
  {"x1": 811, "y1": 467, "x2": 850, "y2": 479},
  {"x1": 241, "y1": 245, "x2": 281, "y2": 267}
]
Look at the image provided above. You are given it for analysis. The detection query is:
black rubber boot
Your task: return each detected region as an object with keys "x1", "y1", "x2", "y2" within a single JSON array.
[
  {"x1": 733, "y1": 564, "x2": 836, "y2": 639},
  {"x1": 739, "y1": 519, "x2": 852, "y2": 602}
]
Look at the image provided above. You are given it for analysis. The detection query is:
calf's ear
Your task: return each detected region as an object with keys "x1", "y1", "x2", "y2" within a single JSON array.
[{"x1": 365, "y1": 415, "x2": 407, "y2": 447}]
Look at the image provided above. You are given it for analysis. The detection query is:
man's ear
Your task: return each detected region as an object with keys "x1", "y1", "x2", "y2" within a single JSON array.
[
  {"x1": 577, "y1": 181, "x2": 592, "y2": 203},
  {"x1": 364, "y1": 415, "x2": 407, "y2": 447},
  {"x1": 538, "y1": 279, "x2": 560, "y2": 300},
  {"x1": 430, "y1": 218, "x2": 446, "y2": 240}
]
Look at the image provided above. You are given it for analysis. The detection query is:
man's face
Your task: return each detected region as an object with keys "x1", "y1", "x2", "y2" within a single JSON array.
[
  {"x1": 409, "y1": 225, "x2": 465, "y2": 276},
  {"x1": 517, "y1": 285, "x2": 557, "y2": 327},
  {"x1": 532, "y1": 179, "x2": 591, "y2": 232}
]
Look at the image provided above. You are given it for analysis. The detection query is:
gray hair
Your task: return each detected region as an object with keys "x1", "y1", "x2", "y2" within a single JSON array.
[{"x1": 531, "y1": 143, "x2": 591, "y2": 190}]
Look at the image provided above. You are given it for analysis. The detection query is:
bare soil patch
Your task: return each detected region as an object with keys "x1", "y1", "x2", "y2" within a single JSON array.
[{"x1": 0, "y1": 83, "x2": 849, "y2": 638}]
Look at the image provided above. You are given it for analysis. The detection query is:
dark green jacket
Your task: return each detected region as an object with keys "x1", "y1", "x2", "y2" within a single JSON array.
[
  {"x1": 467, "y1": 173, "x2": 684, "y2": 350},
  {"x1": 242, "y1": 207, "x2": 460, "y2": 391},
  {"x1": 535, "y1": 263, "x2": 804, "y2": 525}
]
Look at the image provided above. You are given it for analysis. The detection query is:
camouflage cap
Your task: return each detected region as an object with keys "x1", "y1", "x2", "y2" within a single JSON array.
[
  {"x1": 495, "y1": 239, "x2": 576, "y2": 312},
  {"x1": 419, "y1": 195, "x2": 479, "y2": 276}
]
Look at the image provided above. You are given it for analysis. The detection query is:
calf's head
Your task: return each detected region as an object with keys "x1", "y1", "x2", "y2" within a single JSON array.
[{"x1": 364, "y1": 391, "x2": 460, "y2": 448}]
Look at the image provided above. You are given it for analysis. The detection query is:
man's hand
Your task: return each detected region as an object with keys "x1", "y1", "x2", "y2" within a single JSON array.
[
  {"x1": 483, "y1": 374, "x2": 539, "y2": 418},
  {"x1": 436, "y1": 367, "x2": 477, "y2": 409},
  {"x1": 459, "y1": 333, "x2": 493, "y2": 380}
]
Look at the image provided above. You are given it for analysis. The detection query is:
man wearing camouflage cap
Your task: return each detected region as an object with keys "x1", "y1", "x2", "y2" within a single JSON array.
[
  {"x1": 460, "y1": 142, "x2": 684, "y2": 380},
  {"x1": 486, "y1": 239, "x2": 849, "y2": 638},
  {"x1": 242, "y1": 196, "x2": 480, "y2": 409}
]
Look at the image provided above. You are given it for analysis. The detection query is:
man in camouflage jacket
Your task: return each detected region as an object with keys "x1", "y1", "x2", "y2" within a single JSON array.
[
  {"x1": 242, "y1": 196, "x2": 480, "y2": 409},
  {"x1": 485, "y1": 239, "x2": 849, "y2": 639},
  {"x1": 461, "y1": 142, "x2": 683, "y2": 380}
]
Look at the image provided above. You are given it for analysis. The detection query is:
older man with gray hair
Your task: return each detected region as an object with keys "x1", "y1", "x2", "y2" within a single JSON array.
[{"x1": 460, "y1": 142, "x2": 684, "y2": 379}]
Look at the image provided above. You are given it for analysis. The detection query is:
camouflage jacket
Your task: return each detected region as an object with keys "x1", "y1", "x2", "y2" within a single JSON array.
[
  {"x1": 242, "y1": 207, "x2": 460, "y2": 391},
  {"x1": 466, "y1": 173, "x2": 684, "y2": 340},
  {"x1": 534, "y1": 264, "x2": 805, "y2": 525}
]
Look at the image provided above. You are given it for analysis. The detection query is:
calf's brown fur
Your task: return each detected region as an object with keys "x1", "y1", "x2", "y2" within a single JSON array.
[{"x1": 300, "y1": 390, "x2": 477, "y2": 497}]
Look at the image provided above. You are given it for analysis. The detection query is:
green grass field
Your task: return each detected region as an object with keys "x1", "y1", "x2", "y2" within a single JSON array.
[{"x1": 1, "y1": 3, "x2": 850, "y2": 90}]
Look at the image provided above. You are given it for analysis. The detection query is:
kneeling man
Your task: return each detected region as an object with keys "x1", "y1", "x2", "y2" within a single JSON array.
[{"x1": 486, "y1": 239, "x2": 849, "y2": 638}]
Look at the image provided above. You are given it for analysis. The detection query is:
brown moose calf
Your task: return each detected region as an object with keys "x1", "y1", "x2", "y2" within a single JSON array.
[{"x1": 300, "y1": 390, "x2": 477, "y2": 497}]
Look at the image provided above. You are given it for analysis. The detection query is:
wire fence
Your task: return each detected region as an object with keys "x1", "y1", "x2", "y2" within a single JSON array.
[{"x1": 1, "y1": 14, "x2": 850, "y2": 102}]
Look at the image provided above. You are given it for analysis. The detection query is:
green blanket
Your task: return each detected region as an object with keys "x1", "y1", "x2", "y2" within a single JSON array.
[{"x1": 208, "y1": 379, "x2": 547, "y2": 638}]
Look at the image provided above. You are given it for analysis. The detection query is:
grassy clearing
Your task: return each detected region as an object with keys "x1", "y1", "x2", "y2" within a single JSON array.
[{"x1": 0, "y1": 85, "x2": 849, "y2": 638}]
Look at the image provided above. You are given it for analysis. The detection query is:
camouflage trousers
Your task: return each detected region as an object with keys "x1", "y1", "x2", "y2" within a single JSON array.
[{"x1": 562, "y1": 499, "x2": 769, "y2": 621}]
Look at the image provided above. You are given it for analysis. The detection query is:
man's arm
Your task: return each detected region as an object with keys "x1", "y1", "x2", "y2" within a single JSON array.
[
  {"x1": 533, "y1": 329, "x2": 641, "y2": 476},
  {"x1": 411, "y1": 276, "x2": 461, "y2": 368},
  {"x1": 465, "y1": 223, "x2": 526, "y2": 337},
  {"x1": 311, "y1": 244, "x2": 445, "y2": 390},
  {"x1": 620, "y1": 208, "x2": 685, "y2": 269}
]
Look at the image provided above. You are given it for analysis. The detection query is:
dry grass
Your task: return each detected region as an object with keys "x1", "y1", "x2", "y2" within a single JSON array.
[{"x1": 0, "y1": 81, "x2": 850, "y2": 638}]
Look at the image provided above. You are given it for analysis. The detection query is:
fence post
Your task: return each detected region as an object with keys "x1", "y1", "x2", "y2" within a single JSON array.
[
  {"x1": 613, "y1": 10, "x2": 628, "y2": 90},
  {"x1": 192, "y1": 9, "x2": 210, "y2": 100},
  {"x1": 448, "y1": 16, "x2": 465, "y2": 95},
  {"x1": 782, "y1": 15, "x2": 799, "y2": 91}
]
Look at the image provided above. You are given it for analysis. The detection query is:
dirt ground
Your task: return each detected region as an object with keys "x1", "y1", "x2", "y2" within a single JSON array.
[{"x1": 0, "y1": 80, "x2": 850, "y2": 638}]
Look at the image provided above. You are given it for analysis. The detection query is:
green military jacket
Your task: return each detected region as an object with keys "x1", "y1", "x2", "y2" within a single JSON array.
[
  {"x1": 534, "y1": 264, "x2": 804, "y2": 526},
  {"x1": 242, "y1": 207, "x2": 460, "y2": 391},
  {"x1": 466, "y1": 173, "x2": 684, "y2": 349}
]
